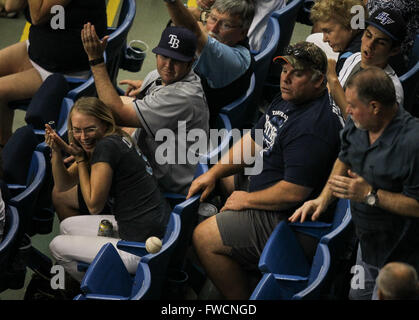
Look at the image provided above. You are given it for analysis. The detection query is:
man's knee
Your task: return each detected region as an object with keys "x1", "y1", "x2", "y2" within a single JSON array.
[{"x1": 193, "y1": 215, "x2": 229, "y2": 256}]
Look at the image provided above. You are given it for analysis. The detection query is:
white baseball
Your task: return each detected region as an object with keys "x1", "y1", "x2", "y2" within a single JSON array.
[{"x1": 145, "y1": 236, "x2": 162, "y2": 254}]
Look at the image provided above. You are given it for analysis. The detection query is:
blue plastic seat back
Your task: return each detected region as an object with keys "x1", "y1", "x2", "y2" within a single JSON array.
[
  {"x1": 2, "y1": 126, "x2": 39, "y2": 186},
  {"x1": 0, "y1": 205, "x2": 20, "y2": 292},
  {"x1": 258, "y1": 221, "x2": 310, "y2": 275},
  {"x1": 3, "y1": 126, "x2": 46, "y2": 234},
  {"x1": 272, "y1": 0, "x2": 305, "y2": 56},
  {"x1": 30, "y1": 97, "x2": 74, "y2": 140},
  {"x1": 80, "y1": 214, "x2": 180, "y2": 300},
  {"x1": 399, "y1": 33, "x2": 419, "y2": 115},
  {"x1": 24, "y1": 73, "x2": 70, "y2": 131},
  {"x1": 80, "y1": 243, "x2": 134, "y2": 297},
  {"x1": 219, "y1": 73, "x2": 256, "y2": 129},
  {"x1": 201, "y1": 113, "x2": 232, "y2": 166},
  {"x1": 169, "y1": 194, "x2": 201, "y2": 272},
  {"x1": 293, "y1": 243, "x2": 331, "y2": 300},
  {"x1": 253, "y1": 242, "x2": 331, "y2": 300},
  {"x1": 105, "y1": 0, "x2": 136, "y2": 85},
  {"x1": 320, "y1": 199, "x2": 352, "y2": 248},
  {"x1": 141, "y1": 213, "x2": 181, "y2": 298},
  {"x1": 250, "y1": 273, "x2": 288, "y2": 300},
  {"x1": 253, "y1": 16, "x2": 280, "y2": 104},
  {"x1": 129, "y1": 262, "x2": 152, "y2": 300}
]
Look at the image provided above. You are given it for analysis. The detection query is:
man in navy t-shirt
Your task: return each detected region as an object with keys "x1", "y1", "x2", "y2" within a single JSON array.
[{"x1": 187, "y1": 41, "x2": 343, "y2": 299}]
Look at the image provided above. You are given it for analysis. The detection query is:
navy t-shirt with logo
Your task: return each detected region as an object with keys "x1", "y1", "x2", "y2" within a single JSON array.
[{"x1": 250, "y1": 91, "x2": 343, "y2": 204}]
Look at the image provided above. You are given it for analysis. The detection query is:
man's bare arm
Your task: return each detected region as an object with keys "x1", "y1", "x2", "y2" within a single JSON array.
[
  {"x1": 164, "y1": 0, "x2": 208, "y2": 53},
  {"x1": 81, "y1": 23, "x2": 141, "y2": 128}
]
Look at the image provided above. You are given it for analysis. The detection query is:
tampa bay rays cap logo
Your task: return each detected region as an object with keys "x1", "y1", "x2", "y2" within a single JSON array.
[
  {"x1": 152, "y1": 26, "x2": 197, "y2": 62},
  {"x1": 168, "y1": 34, "x2": 180, "y2": 49},
  {"x1": 375, "y1": 12, "x2": 395, "y2": 25}
]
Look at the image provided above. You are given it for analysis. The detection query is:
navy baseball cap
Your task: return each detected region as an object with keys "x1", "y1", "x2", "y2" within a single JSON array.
[
  {"x1": 366, "y1": 9, "x2": 406, "y2": 43},
  {"x1": 152, "y1": 26, "x2": 197, "y2": 62}
]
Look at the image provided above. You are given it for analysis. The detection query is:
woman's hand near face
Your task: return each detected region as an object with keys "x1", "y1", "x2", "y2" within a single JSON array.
[
  {"x1": 44, "y1": 123, "x2": 61, "y2": 153},
  {"x1": 45, "y1": 123, "x2": 86, "y2": 161}
]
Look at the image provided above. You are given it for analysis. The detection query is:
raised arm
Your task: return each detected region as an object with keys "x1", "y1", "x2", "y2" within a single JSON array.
[
  {"x1": 164, "y1": 0, "x2": 208, "y2": 53},
  {"x1": 327, "y1": 59, "x2": 349, "y2": 119},
  {"x1": 45, "y1": 123, "x2": 79, "y2": 192},
  {"x1": 81, "y1": 23, "x2": 142, "y2": 128}
]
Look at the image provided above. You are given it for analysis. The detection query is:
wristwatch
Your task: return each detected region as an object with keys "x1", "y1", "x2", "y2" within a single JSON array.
[
  {"x1": 164, "y1": 0, "x2": 176, "y2": 3},
  {"x1": 89, "y1": 57, "x2": 104, "y2": 66},
  {"x1": 365, "y1": 188, "x2": 379, "y2": 206}
]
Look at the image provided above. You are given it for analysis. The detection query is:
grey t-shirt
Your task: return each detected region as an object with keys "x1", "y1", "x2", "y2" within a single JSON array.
[
  {"x1": 91, "y1": 134, "x2": 170, "y2": 242},
  {"x1": 132, "y1": 69, "x2": 209, "y2": 195}
]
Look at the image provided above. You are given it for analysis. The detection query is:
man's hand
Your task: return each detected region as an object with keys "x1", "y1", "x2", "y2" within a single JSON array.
[
  {"x1": 186, "y1": 171, "x2": 217, "y2": 202},
  {"x1": 328, "y1": 169, "x2": 372, "y2": 203},
  {"x1": 119, "y1": 79, "x2": 143, "y2": 97},
  {"x1": 197, "y1": 0, "x2": 215, "y2": 9},
  {"x1": 289, "y1": 197, "x2": 327, "y2": 223},
  {"x1": 81, "y1": 22, "x2": 109, "y2": 60},
  {"x1": 220, "y1": 191, "x2": 249, "y2": 212}
]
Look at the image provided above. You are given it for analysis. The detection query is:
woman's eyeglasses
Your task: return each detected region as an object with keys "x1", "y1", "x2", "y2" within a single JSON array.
[{"x1": 71, "y1": 127, "x2": 99, "y2": 136}]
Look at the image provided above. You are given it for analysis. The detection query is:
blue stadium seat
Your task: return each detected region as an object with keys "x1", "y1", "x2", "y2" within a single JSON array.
[
  {"x1": 219, "y1": 73, "x2": 256, "y2": 129},
  {"x1": 252, "y1": 16, "x2": 280, "y2": 106},
  {"x1": 3, "y1": 126, "x2": 46, "y2": 236},
  {"x1": 31, "y1": 97, "x2": 74, "y2": 139},
  {"x1": 399, "y1": 33, "x2": 419, "y2": 116},
  {"x1": 167, "y1": 194, "x2": 201, "y2": 272},
  {"x1": 77, "y1": 212, "x2": 180, "y2": 300},
  {"x1": 250, "y1": 243, "x2": 331, "y2": 300},
  {"x1": 288, "y1": 199, "x2": 351, "y2": 240},
  {"x1": 104, "y1": 0, "x2": 137, "y2": 86},
  {"x1": 254, "y1": 199, "x2": 352, "y2": 300},
  {"x1": 22, "y1": 73, "x2": 74, "y2": 139},
  {"x1": 2, "y1": 126, "x2": 54, "y2": 279},
  {"x1": 272, "y1": 0, "x2": 305, "y2": 57},
  {"x1": 259, "y1": 0, "x2": 305, "y2": 109},
  {"x1": 0, "y1": 205, "x2": 20, "y2": 292},
  {"x1": 202, "y1": 113, "x2": 233, "y2": 167},
  {"x1": 74, "y1": 251, "x2": 151, "y2": 300}
]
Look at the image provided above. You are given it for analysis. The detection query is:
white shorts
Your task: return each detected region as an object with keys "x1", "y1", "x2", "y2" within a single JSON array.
[{"x1": 26, "y1": 40, "x2": 90, "y2": 82}]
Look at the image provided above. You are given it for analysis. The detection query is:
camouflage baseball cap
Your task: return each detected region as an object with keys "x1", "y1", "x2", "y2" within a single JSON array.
[{"x1": 273, "y1": 41, "x2": 327, "y2": 74}]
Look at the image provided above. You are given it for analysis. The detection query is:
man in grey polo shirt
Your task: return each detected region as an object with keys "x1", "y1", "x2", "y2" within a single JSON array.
[
  {"x1": 79, "y1": 24, "x2": 209, "y2": 196},
  {"x1": 291, "y1": 67, "x2": 419, "y2": 300}
]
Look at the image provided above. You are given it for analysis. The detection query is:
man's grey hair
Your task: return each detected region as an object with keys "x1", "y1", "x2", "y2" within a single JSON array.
[
  {"x1": 346, "y1": 67, "x2": 397, "y2": 109},
  {"x1": 376, "y1": 262, "x2": 419, "y2": 300},
  {"x1": 212, "y1": 0, "x2": 255, "y2": 30}
]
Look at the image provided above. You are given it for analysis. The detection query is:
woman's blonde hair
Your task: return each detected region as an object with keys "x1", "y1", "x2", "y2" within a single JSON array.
[
  {"x1": 68, "y1": 96, "x2": 132, "y2": 143},
  {"x1": 310, "y1": 0, "x2": 367, "y2": 30}
]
